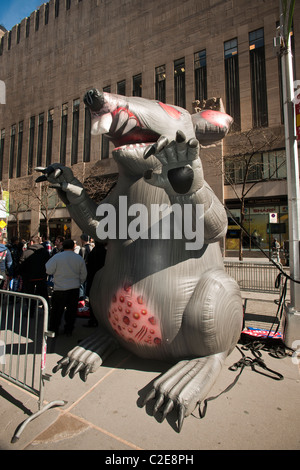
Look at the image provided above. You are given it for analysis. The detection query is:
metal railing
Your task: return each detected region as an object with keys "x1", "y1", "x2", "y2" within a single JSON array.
[
  {"x1": 0, "y1": 289, "x2": 65, "y2": 443},
  {"x1": 224, "y1": 260, "x2": 287, "y2": 293}
]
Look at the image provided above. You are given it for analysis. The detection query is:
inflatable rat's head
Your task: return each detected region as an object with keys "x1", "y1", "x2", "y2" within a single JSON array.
[
  {"x1": 84, "y1": 89, "x2": 196, "y2": 175},
  {"x1": 84, "y1": 89, "x2": 233, "y2": 176}
]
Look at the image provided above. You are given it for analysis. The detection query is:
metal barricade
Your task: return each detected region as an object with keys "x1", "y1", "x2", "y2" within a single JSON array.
[
  {"x1": 0, "y1": 289, "x2": 66, "y2": 443},
  {"x1": 224, "y1": 261, "x2": 286, "y2": 293}
]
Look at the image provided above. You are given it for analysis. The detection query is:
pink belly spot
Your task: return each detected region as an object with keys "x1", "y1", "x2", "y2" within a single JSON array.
[{"x1": 108, "y1": 287, "x2": 162, "y2": 346}]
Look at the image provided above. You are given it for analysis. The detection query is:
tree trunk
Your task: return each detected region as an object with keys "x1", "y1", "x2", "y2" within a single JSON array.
[{"x1": 239, "y1": 199, "x2": 245, "y2": 261}]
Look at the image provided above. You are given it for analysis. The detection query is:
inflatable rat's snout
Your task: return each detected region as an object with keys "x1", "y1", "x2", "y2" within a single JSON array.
[{"x1": 84, "y1": 88, "x2": 105, "y2": 112}]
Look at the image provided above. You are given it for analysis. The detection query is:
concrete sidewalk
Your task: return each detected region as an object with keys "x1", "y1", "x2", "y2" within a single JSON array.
[{"x1": 0, "y1": 294, "x2": 299, "y2": 451}]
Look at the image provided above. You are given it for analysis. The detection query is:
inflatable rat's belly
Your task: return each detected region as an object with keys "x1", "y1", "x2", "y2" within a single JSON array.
[
  {"x1": 108, "y1": 285, "x2": 163, "y2": 347},
  {"x1": 89, "y1": 240, "x2": 229, "y2": 359}
]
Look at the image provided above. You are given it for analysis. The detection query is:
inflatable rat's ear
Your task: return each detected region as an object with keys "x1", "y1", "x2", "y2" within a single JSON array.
[{"x1": 191, "y1": 110, "x2": 233, "y2": 146}]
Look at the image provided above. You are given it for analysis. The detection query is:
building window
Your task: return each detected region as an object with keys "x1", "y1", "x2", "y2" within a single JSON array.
[
  {"x1": 17, "y1": 24, "x2": 21, "y2": 44},
  {"x1": 45, "y1": 3, "x2": 49, "y2": 25},
  {"x1": 28, "y1": 116, "x2": 35, "y2": 175},
  {"x1": 55, "y1": 0, "x2": 60, "y2": 18},
  {"x1": 0, "y1": 130, "x2": 5, "y2": 181},
  {"x1": 0, "y1": 37, "x2": 3, "y2": 55},
  {"x1": 66, "y1": 0, "x2": 71, "y2": 10},
  {"x1": 155, "y1": 65, "x2": 166, "y2": 103},
  {"x1": 194, "y1": 50, "x2": 207, "y2": 101},
  {"x1": 249, "y1": 28, "x2": 268, "y2": 128},
  {"x1": 9, "y1": 125, "x2": 16, "y2": 179},
  {"x1": 16, "y1": 121, "x2": 23, "y2": 178},
  {"x1": 37, "y1": 113, "x2": 44, "y2": 167},
  {"x1": 174, "y1": 58, "x2": 185, "y2": 108},
  {"x1": 35, "y1": 9, "x2": 40, "y2": 31},
  {"x1": 117, "y1": 80, "x2": 126, "y2": 96},
  {"x1": 26, "y1": 18, "x2": 30, "y2": 37},
  {"x1": 71, "y1": 99, "x2": 80, "y2": 165},
  {"x1": 224, "y1": 149, "x2": 286, "y2": 185},
  {"x1": 224, "y1": 39, "x2": 241, "y2": 131},
  {"x1": 8, "y1": 31, "x2": 11, "y2": 50},
  {"x1": 132, "y1": 74, "x2": 142, "y2": 97},
  {"x1": 60, "y1": 103, "x2": 68, "y2": 165},
  {"x1": 101, "y1": 86, "x2": 110, "y2": 160},
  {"x1": 83, "y1": 106, "x2": 91, "y2": 162},
  {"x1": 46, "y1": 109, "x2": 54, "y2": 167},
  {"x1": 262, "y1": 150, "x2": 287, "y2": 180}
]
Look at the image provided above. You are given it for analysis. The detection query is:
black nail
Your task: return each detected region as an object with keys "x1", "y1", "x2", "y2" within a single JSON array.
[{"x1": 144, "y1": 144, "x2": 156, "y2": 159}]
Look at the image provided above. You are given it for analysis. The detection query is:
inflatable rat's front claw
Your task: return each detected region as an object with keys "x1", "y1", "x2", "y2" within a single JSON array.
[
  {"x1": 52, "y1": 331, "x2": 120, "y2": 381},
  {"x1": 53, "y1": 357, "x2": 69, "y2": 373}
]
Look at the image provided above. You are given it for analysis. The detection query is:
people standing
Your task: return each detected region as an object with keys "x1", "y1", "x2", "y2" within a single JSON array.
[
  {"x1": 42, "y1": 234, "x2": 53, "y2": 256},
  {"x1": 73, "y1": 240, "x2": 80, "y2": 254},
  {"x1": 272, "y1": 237, "x2": 281, "y2": 263},
  {"x1": 79, "y1": 233, "x2": 92, "y2": 262},
  {"x1": 51, "y1": 236, "x2": 64, "y2": 256},
  {"x1": 7, "y1": 236, "x2": 23, "y2": 280},
  {"x1": 0, "y1": 236, "x2": 13, "y2": 289},
  {"x1": 78, "y1": 233, "x2": 93, "y2": 300},
  {"x1": 18, "y1": 235, "x2": 50, "y2": 301},
  {"x1": 46, "y1": 239, "x2": 87, "y2": 336}
]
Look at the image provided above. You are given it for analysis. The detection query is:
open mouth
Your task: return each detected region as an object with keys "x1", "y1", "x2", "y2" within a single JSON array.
[
  {"x1": 91, "y1": 109, "x2": 160, "y2": 150},
  {"x1": 110, "y1": 128, "x2": 160, "y2": 150},
  {"x1": 86, "y1": 89, "x2": 160, "y2": 151}
]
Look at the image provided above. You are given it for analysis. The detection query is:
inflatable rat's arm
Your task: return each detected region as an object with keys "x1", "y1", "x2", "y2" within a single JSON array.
[{"x1": 36, "y1": 164, "x2": 100, "y2": 239}]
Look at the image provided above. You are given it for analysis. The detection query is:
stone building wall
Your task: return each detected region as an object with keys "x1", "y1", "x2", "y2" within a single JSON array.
[{"x1": 0, "y1": 0, "x2": 299, "y2": 239}]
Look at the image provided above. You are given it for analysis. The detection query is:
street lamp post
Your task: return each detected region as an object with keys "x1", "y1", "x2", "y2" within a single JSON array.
[{"x1": 279, "y1": 0, "x2": 300, "y2": 349}]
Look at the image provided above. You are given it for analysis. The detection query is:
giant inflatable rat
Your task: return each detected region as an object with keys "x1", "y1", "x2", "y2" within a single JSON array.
[{"x1": 36, "y1": 90, "x2": 243, "y2": 431}]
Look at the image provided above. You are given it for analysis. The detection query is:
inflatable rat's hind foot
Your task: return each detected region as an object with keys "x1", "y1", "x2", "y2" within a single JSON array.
[
  {"x1": 53, "y1": 330, "x2": 120, "y2": 381},
  {"x1": 142, "y1": 351, "x2": 227, "y2": 432}
]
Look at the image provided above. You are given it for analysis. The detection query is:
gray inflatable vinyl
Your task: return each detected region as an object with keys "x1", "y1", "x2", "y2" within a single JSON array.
[{"x1": 36, "y1": 90, "x2": 243, "y2": 431}]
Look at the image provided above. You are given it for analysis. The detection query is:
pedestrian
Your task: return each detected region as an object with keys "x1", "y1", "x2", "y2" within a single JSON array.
[
  {"x1": 272, "y1": 237, "x2": 281, "y2": 263},
  {"x1": 73, "y1": 240, "x2": 80, "y2": 254},
  {"x1": 42, "y1": 233, "x2": 53, "y2": 256},
  {"x1": 78, "y1": 233, "x2": 93, "y2": 300},
  {"x1": 18, "y1": 235, "x2": 50, "y2": 301},
  {"x1": 51, "y1": 235, "x2": 64, "y2": 256},
  {"x1": 84, "y1": 241, "x2": 107, "y2": 327},
  {"x1": 7, "y1": 236, "x2": 23, "y2": 277},
  {"x1": 0, "y1": 236, "x2": 13, "y2": 289},
  {"x1": 46, "y1": 239, "x2": 87, "y2": 336},
  {"x1": 79, "y1": 233, "x2": 93, "y2": 262}
]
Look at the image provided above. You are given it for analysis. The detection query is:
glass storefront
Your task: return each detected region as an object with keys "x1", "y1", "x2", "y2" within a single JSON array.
[
  {"x1": 40, "y1": 218, "x2": 71, "y2": 242},
  {"x1": 226, "y1": 201, "x2": 289, "y2": 253}
]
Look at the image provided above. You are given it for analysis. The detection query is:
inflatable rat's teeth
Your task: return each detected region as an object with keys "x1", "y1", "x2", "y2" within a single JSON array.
[{"x1": 91, "y1": 112, "x2": 113, "y2": 135}]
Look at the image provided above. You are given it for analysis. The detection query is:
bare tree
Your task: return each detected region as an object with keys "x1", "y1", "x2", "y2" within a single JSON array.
[
  {"x1": 83, "y1": 173, "x2": 118, "y2": 204},
  {"x1": 8, "y1": 184, "x2": 31, "y2": 238},
  {"x1": 30, "y1": 181, "x2": 65, "y2": 238},
  {"x1": 218, "y1": 127, "x2": 284, "y2": 260}
]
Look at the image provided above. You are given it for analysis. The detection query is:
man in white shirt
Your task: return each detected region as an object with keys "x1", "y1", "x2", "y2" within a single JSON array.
[{"x1": 46, "y1": 239, "x2": 87, "y2": 336}]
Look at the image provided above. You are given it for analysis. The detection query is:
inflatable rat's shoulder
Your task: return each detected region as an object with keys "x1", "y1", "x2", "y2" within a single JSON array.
[{"x1": 191, "y1": 110, "x2": 233, "y2": 146}]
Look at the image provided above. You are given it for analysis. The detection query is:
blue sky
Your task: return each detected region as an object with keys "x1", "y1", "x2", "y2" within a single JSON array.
[{"x1": 0, "y1": 0, "x2": 45, "y2": 31}]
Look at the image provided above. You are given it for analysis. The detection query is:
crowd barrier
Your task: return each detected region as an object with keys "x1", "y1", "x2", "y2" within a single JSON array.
[
  {"x1": 0, "y1": 289, "x2": 65, "y2": 443},
  {"x1": 224, "y1": 260, "x2": 287, "y2": 293}
]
